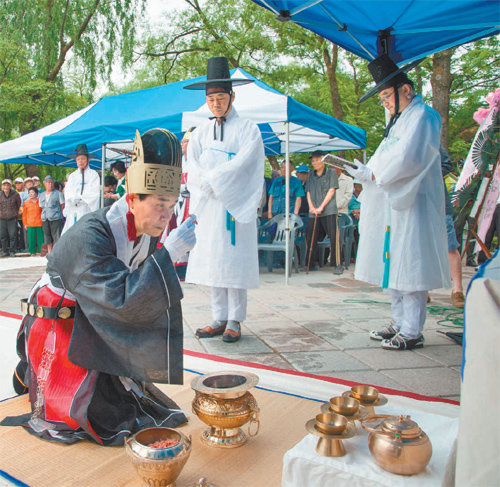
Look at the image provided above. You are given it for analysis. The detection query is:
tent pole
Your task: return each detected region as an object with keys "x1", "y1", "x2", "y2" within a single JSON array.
[
  {"x1": 285, "y1": 122, "x2": 290, "y2": 285},
  {"x1": 101, "y1": 143, "x2": 106, "y2": 208},
  {"x1": 363, "y1": 149, "x2": 367, "y2": 164}
]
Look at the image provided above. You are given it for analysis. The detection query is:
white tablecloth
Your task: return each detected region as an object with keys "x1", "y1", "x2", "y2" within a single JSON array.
[{"x1": 282, "y1": 404, "x2": 458, "y2": 487}]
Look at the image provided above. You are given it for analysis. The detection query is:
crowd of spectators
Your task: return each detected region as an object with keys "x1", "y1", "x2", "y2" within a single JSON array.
[
  {"x1": 0, "y1": 155, "x2": 128, "y2": 258},
  {"x1": 257, "y1": 145, "x2": 484, "y2": 310},
  {"x1": 260, "y1": 151, "x2": 359, "y2": 274},
  {"x1": 0, "y1": 175, "x2": 66, "y2": 257}
]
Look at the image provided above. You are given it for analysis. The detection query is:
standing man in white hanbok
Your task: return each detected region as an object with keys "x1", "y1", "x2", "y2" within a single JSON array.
[
  {"x1": 62, "y1": 144, "x2": 100, "y2": 234},
  {"x1": 346, "y1": 54, "x2": 450, "y2": 350},
  {"x1": 184, "y1": 57, "x2": 265, "y2": 343}
]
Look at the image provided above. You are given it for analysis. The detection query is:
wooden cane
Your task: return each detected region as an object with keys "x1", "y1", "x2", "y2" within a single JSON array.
[{"x1": 306, "y1": 213, "x2": 319, "y2": 274}]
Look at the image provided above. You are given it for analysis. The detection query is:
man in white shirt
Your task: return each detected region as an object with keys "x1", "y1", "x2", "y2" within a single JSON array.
[{"x1": 334, "y1": 167, "x2": 354, "y2": 215}]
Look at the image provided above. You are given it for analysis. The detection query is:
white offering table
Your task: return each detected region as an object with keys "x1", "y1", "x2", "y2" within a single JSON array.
[{"x1": 282, "y1": 404, "x2": 458, "y2": 487}]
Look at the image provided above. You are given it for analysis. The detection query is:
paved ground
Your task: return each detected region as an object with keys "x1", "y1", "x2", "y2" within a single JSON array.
[{"x1": 0, "y1": 256, "x2": 473, "y2": 402}]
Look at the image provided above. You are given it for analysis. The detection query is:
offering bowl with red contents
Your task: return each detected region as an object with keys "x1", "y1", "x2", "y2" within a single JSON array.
[{"x1": 125, "y1": 427, "x2": 192, "y2": 487}]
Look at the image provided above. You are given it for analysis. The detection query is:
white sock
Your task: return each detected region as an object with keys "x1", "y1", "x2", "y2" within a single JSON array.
[{"x1": 226, "y1": 320, "x2": 240, "y2": 333}]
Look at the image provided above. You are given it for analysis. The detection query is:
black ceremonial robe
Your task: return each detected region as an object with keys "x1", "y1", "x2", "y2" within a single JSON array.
[{"x1": 11, "y1": 206, "x2": 187, "y2": 445}]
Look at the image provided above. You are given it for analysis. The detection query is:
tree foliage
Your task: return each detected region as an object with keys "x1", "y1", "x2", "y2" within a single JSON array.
[
  {"x1": 0, "y1": 0, "x2": 146, "y2": 176},
  {"x1": 1, "y1": 0, "x2": 145, "y2": 86},
  {"x1": 1, "y1": 0, "x2": 498, "y2": 177},
  {"x1": 132, "y1": 0, "x2": 385, "y2": 161}
]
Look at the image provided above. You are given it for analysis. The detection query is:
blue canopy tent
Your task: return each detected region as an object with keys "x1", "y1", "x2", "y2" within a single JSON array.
[
  {"x1": 0, "y1": 69, "x2": 365, "y2": 170},
  {"x1": 250, "y1": 0, "x2": 499, "y2": 63},
  {"x1": 0, "y1": 69, "x2": 365, "y2": 283}
]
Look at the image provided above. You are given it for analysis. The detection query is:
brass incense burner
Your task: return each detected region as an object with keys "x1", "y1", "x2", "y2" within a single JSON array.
[
  {"x1": 362, "y1": 415, "x2": 433, "y2": 475},
  {"x1": 125, "y1": 427, "x2": 192, "y2": 487},
  {"x1": 191, "y1": 371, "x2": 260, "y2": 448},
  {"x1": 306, "y1": 413, "x2": 356, "y2": 457}
]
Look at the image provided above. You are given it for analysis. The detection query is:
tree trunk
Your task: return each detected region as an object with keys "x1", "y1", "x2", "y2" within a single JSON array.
[
  {"x1": 266, "y1": 155, "x2": 279, "y2": 171},
  {"x1": 431, "y1": 49, "x2": 454, "y2": 151},
  {"x1": 25, "y1": 165, "x2": 40, "y2": 178},
  {"x1": 321, "y1": 40, "x2": 344, "y2": 121}
]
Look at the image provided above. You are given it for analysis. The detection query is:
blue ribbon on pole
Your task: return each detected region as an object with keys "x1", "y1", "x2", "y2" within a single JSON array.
[
  {"x1": 382, "y1": 225, "x2": 390, "y2": 289},
  {"x1": 230, "y1": 216, "x2": 236, "y2": 246}
]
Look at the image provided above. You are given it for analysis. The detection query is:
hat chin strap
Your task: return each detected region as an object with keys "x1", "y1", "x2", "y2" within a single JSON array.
[
  {"x1": 211, "y1": 90, "x2": 233, "y2": 141},
  {"x1": 383, "y1": 84, "x2": 401, "y2": 138}
]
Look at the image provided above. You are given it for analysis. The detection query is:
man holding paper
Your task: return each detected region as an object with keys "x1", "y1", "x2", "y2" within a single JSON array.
[{"x1": 346, "y1": 54, "x2": 450, "y2": 351}]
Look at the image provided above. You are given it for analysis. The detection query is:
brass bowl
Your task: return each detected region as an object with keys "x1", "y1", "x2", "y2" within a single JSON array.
[
  {"x1": 125, "y1": 427, "x2": 192, "y2": 487},
  {"x1": 351, "y1": 385, "x2": 379, "y2": 403},
  {"x1": 329, "y1": 396, "x2": 360, "y2": 416},
  {"x1": 315, "y1": 413, "x2": 347, "y2": 435},
  {"x1": 192, "y1": 391, "x2": 258, "y2": 430},
  {"x1": 191, "y1": 371, "x2": 260, "y2": 448}
]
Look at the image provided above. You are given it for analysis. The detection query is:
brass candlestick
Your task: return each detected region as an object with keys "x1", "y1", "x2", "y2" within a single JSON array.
[{"x1": 306, "y1": 413, "x2": 356, "y2": 457}]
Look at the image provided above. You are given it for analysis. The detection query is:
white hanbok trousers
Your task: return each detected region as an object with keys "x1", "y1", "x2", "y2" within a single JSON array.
[
  {"x1": 211, "y1": 287, "x2": 247, "y2": 322},
  {"x1": 387, "y1": 289, "x2": 428, "y2": 339}
]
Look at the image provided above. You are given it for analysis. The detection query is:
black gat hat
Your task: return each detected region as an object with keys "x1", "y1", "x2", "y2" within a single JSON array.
[
  {"x1": 184, "y1": 57, "x2": 253, "y2": 92},
  {"x1": 359, "y1": 54, "x2": 423, "y2": 103},
  {"x1": 72, "y1": 143, "x2": 96, "y2": 158}
]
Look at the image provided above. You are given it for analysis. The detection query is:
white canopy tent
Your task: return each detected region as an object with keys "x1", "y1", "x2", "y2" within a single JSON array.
[{"x1": 0, "y1": 69, "x2": 366, "y2": 283}]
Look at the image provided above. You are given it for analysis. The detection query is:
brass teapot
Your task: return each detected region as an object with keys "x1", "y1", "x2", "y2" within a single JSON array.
[{"x1": 362, "y1": 415, "x2": 432, "y2": 476}]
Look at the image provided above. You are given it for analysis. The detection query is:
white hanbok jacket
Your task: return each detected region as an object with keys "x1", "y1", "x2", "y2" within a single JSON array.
[
  {"x1": 185, "y1": 109, "x2": 265, "y2": 289},
  {"x1": 355, "y1": 96, "x2": 451, "y2": 292},
  {"x1": 62, "y1": 166, "x2": 100, "y2": 234}
]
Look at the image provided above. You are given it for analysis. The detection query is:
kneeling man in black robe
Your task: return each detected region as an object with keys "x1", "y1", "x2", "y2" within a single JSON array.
[{"x1": 10, "y1": 128, "x2": 196, "y2": 445}]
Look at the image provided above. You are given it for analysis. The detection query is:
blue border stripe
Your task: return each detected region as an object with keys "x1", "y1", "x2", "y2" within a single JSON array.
[{"x1": 0, "y1": 470, "x2": 31, "y2": 487}]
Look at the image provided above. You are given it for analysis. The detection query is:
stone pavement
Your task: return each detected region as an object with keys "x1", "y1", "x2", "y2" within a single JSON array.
[{"x1": 0, "y1": 257, "x2": 473, "y2": 402}]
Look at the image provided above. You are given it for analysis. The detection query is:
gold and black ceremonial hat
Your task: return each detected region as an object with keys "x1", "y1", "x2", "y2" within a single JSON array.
[{"x1": 126, "y1": 128, "x2": 182, "y2": 197}]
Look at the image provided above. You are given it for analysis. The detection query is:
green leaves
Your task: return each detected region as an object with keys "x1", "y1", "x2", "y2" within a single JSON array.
[
  {"x1": 0, "y1": 0, "x2": 497, "y2": 175},
  {"x1": 0, "y1": 0, "x2": 145, "y2": 145}
]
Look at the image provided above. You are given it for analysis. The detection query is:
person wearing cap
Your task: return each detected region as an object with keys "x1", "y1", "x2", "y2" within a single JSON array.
[
  {"x1": 347, "y1": 180, "x2": 362, "y2": 253},
  {"x1": 11, "y1": 128, "x2": 196, "y2": 445},
  {"x1": 19, "y1": 178, "x2": 35, "y2": 251},
  {"x1": 14, "y1": 177, "x2": 24, "y2": 193},
  {"x1": 39, "y1": 175, "x2": 65, "y2": 253},
  {"x1": 0, "y1": 179, "x2": 22, "y2": 257},
  {"x1": 20, "y1": 177, "x2": 34, "y2": 205},
  {"x1": 32, "y1": 176, "x2": 42, "y2": 192},
  {"x1": 62, "y1": 144, "x2": 100, "y2": 234},
  {"x1": 306, "y1": 150, "x2": 343, "y2": 274},
  {"x1": 183, "y1": 56, "x2": 265, "y2": 343},
  {"x1": 346, "y1": 53, "x2": 450, "y2": 350}
]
